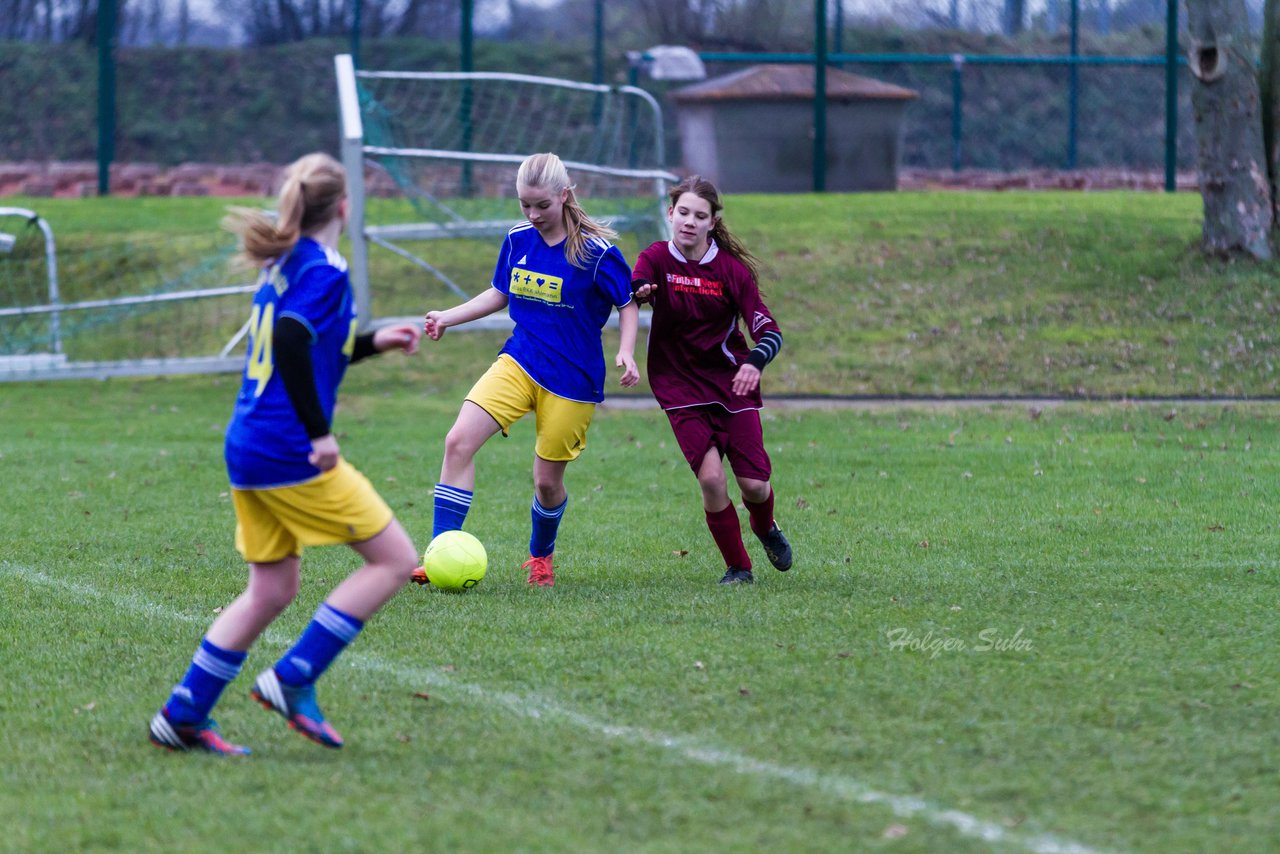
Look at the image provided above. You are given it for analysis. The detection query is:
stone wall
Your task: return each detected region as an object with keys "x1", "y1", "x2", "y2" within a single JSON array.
[
  {"x1": 0, "y1": 161, "x2": 1202, "y2": 197},
  {"x1": 0, "y1": 162, "x2": 404, "y2": 198}
]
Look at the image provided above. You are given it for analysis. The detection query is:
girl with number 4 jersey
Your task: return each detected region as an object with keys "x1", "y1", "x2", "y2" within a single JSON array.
[
  {"x1": 149, "y1": 153, "x2": 423, "y2": 755},
  {"x1": 632, "y1": 176, "x2": 792, "y2": 585}
]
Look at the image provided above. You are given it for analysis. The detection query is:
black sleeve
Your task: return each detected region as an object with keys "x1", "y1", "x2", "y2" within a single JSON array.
[
  {"x1": 350, "y1": 332, "x2": 377, "y2": 364},
  {"x1": 274, "y1": 315, "x2": 330, "y2": 440},
  {"x1": 746, "y1": 330, "x2": 783, "y2": 371}
]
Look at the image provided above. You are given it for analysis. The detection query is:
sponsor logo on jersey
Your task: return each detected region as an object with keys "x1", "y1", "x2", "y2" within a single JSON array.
[
  {"x1": 666, "y1": 272, "x2": 723, "y2": 296},
  {"x1": 751, "y1": 311, "x2": 770, "y2": 332},
  {"x1": 510, "y1": 267, "x2": 563, "y2": 303},
  {"x1": 517, "y1": 254, "x2": 527, "y2": 264}
]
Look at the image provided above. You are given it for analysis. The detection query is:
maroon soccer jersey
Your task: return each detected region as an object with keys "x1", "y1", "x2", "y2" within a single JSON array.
[{"x1": 633, "y1": 240, "x2": 781, "y2": 411}]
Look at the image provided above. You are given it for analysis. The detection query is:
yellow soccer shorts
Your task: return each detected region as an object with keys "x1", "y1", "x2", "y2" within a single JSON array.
[
  {"x1": 231, "y1": 459, "x2": 394, "y2": 564},
  {"x1": 466, "y1": 354, "x2": 596, "y2": 462}
]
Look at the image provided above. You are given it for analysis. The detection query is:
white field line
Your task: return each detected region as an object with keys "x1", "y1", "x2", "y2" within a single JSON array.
[{"x1": 7, "y1": 563, "x2": 1112, "y2": 854}]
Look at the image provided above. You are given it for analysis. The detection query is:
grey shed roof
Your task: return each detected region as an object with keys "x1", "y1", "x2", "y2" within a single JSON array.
[{"x1": 672, "y1": 63, "x2": 918, "y2": 102}]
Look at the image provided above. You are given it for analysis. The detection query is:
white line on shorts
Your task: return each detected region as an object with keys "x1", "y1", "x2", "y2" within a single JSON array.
[{"x1": 7, "y1": 563, "x2": 1111, "y2": 854}]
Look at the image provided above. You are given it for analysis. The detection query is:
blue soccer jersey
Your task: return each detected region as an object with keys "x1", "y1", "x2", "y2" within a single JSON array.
[
  {"x1": 490, "y1": 222, "x2": 633, "y2": 403},
  {"x1": 224, "y1": 238, "x2": 358, "y2": 489}
]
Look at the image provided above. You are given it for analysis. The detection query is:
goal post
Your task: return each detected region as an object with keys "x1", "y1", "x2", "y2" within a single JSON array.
[{"x1": 334, "y1": 54, "x2": 678, "y2": 327}]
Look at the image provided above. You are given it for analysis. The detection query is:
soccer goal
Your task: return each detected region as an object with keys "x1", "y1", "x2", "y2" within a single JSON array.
[
  {"x1": 0, "y1": 206, "x2": 257, "y2": 382},
  {"x1": 334, "y1": 54, "x2": 678, "y2": 327}
]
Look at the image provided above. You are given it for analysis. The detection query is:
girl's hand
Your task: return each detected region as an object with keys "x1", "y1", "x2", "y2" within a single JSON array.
[
  {"x1": 731, "y1": 363, "x2": 761, "y2": 397},
  {"x1": 308, "y1": 434, "x2": 340, "y2": 471},
  {"x1": 374, "y1": 322, "x2": 421, "y2": 354},
  {"x1": 616, "y1": 351, "x2": 639, "y2": 387},
  {"x1": 633, "y1": 281, "x2": 658, "y2": 304},
  {"x1": 423, "y1": 311, "x2": 449, "y2": 341}
]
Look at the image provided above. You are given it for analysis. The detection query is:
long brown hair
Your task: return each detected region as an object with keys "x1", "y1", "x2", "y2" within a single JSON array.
[
  {"x1": 517, "y1": 152, "x2": 617, "y2": 269},
  {"x1": 668, "y1": 175, "x2": 761, "y2": 283},
  {"x1": 224, "y1": 152, "x2": 346, "y2": 268}
]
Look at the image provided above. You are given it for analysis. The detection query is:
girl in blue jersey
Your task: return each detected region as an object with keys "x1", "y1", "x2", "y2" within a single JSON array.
[
  {"x1": 148, "y1": 153, "x2": 423, "y2": 755},
  {"x1": 417, "y1": 152, "x2": 639, "y2": 588}
]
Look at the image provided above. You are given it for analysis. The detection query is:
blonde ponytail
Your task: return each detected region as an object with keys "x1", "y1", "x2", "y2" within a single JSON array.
[
  {"x1": 225, "y1": 152, "x2": 346, "y2": 268},
  {"x1": 516, "y1": 152, "x2": 616, "y2": 269}
]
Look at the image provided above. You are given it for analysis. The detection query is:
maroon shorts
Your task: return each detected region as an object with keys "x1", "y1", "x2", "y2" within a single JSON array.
[{"x1": 665, "y1": 405, "x2": 772, "y2": 481}]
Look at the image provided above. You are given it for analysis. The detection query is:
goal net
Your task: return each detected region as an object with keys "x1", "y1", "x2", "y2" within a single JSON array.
[
  {"x1": 0, "y1": 206, "x2": 255, "y2": 382},
  {"x1": 335, "y1": 54, "x2": 678, "y2": 326}
]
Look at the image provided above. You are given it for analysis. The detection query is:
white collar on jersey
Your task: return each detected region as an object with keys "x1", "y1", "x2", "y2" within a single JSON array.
[{"x1": 666, "y1": 238, "x2": 720, "y2": 265}]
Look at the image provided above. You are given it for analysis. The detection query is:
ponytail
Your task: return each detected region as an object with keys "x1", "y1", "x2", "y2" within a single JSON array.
[{"x1": 225, "y1": 152, "x2": 346, "y2": 269}]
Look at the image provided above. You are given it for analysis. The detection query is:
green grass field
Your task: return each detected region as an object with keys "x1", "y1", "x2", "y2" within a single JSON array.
[
  {"x1": 1, "y1": 192, "x2": 1277, "y2": 852},
  {"x1": 7, "y1": 189, "x2": 1280, "y2": 396}
]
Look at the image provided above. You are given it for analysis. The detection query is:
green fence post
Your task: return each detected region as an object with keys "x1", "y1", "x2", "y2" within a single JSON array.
[
  {"x1": 97, "y1": 0, "x2": 118, "y2": 196},
  {"x1": 352, "y1": 0, "x2": 362, "y2": 68},
  {"x1": 1164, "y1": 0, "x2": 1178, "y2": 192},
  {"x1": 594, "y1": 0, "x2": 605, "y2": 85},
  {"x1": 627, "y1": 64, "x2": 639, "y2": 169},
  {"x1": 461, "y1": 0, "x2": 474, "y2": 196},
  {"x1": 1068, "y1": 0, "x2": 1079, "y2": 169},
  {"x1": 813, "y1": 0, "x2": 827, "y2": 192},
  {"x1": 592, "y1": 0, "x2": 605, "y2": 125},
  {"x1": 951, "y1": 54, "x2": 964, "y2": 171},
  {"x1": 834, "y1": 0, "x2": 843, "y2": 66}
]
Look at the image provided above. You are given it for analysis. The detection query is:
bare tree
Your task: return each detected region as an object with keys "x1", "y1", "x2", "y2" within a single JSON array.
[
  {"x1": 633, "y1": 0, "x2": 808, "y2": 50},
  {"x1": 0, "y1": 0, "x2": 104, "y2": 42},
  {"x1": 1187, "y1": 0, "x2": 1273, "y2": 258}
]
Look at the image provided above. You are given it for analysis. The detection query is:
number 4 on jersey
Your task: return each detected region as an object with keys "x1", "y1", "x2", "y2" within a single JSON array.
[{"x1": 246, "y1": 303, "x2": 275, "y2": 397}]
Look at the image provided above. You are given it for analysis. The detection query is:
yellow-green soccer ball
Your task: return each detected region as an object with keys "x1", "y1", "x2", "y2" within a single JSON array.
[{"x1": 422, "y1": 530, "x2": 487, "y2": 592}]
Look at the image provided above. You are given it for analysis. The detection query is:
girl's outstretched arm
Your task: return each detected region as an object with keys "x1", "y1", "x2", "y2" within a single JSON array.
[
  {"x1": 615, "y1": 301, "x2": 640, "y2": 387},
  {"x1": 424, "y1": 289, "x2": 510, "y2": 340}
]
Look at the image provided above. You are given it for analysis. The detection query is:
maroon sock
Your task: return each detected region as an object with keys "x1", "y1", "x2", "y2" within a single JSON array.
[
  {"x1": 742, "y1": 488, "x2": 775, "y2": 539},
  {"x1": 705, "y1": 503, "x2": 751, "y2": 569}
]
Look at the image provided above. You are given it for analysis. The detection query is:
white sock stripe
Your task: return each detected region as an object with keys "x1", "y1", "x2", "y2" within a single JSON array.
[
  {"x1": 192, "y1": 648, "x2": 244, "y2": 682},
  {"x1": 532, "y1": 500, "x2": 566, "y2": 519},
  {"x1": 316, "y1": 604, "x2": 362, "y2": 643},
  {"x1": 434, "y1": 484, "x2": 473, "y2": 506}
]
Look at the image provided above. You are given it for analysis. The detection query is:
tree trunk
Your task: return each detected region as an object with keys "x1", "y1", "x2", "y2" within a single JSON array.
[
  {"x1": 1187, "y1": 0, "x2": 1273, "y2": 258},
  {"x1": 1004, "y1": 0, "x2": 1025, "y2": 35},
  {"x1": 1261, "y1": 0, "x2": 1280, "y2": 221}
]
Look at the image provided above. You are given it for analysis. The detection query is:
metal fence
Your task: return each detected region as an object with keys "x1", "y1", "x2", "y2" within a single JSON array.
[{"x1": 5, "y1": 0, "x2": 1266, "y2": 191}]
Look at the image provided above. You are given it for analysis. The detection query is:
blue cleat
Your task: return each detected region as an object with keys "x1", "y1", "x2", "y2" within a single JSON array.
[
  {"x1": 718, "y1": 567, "x2": 755, "y2": 585},
  {"x1": 149, "y1": 709, "x2": 250, "y2": 756},
  {"x1": 250, "y1": 668, "x2": 344, "y2": 749},
  {"x1": 757, "y1": 523, "x2": 793, "y2": 571}
]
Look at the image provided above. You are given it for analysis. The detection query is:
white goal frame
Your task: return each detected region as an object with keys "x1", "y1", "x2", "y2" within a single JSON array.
[{"x1": 0, "y1": 207, "x2": 258, "y2": 382}]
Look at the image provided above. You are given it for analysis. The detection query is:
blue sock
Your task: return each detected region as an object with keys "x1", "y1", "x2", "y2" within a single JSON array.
[
  {"x1": 433, "y1": 483, "x2": 474, "y2": 538},
  {"x1": 164, "y1": 638, "x2": 247, "y2": 725},
  {"x1": 529, "y1": 495, "x2": 567, "y2": 558},
  {"x1": 274, "y1": 603, "x2": 364, "y2": 687}
]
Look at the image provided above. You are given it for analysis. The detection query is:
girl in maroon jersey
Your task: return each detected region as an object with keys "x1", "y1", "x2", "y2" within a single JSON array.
[{"x1": 632, "y1": 175, "x2": 791, "y2": 584}]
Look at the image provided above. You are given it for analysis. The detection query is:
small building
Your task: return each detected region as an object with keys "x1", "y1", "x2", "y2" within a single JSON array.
[{"x1": 671, "y1": 64, "x2": 918, "y2": 192}]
